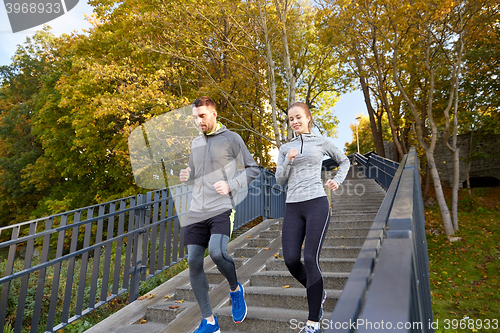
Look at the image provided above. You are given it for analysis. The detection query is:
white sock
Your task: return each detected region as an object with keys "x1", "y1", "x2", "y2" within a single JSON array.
[{"x1": 206, "y1": 318, "x2": 215, "y2": 325}]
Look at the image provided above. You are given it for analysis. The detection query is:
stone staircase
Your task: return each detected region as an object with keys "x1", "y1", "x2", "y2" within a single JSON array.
[{"x1": 88, "y1": 168, "x2": 386, "y2": 333}]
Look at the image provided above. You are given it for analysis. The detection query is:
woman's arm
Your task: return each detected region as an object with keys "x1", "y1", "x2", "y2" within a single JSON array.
[
  {"x1": 275, "y1": 147, "x2": 293, "y2": 186},
  {"x1": 324, "y1": 139, "x2": 350, "y2": 185}
]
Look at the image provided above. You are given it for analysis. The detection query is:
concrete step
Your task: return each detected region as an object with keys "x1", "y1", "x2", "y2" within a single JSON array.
[
  {"x1": 278, "y1": 246, "x2": 361, "y2": 259},
  {"x1": 265, "y1": 258, "x2": 356, "y2": 273},
  {"x1": 250, "y1": 271, "x2": 349, "y2": 290},
  {"x1": 242, "y1": 286, "x2": 341, "y2": 311},
  {"x1": 330, "y1": 220, "x2": 373, "y2": 228},
  {"x1": 145, "y1": 300, "x2": 197, "y2": 323},
  {"x1": 259, "y1": 229, "x2": 281, "y2": 239},
  {"x1": 232, "y1": 258, "x2": 248, "y2": 269},
  {"x1": 247, "y1": 238, "x2": 271, "y2": 247},
  {"x1": 174, "y1": 284, "x2": 218, "y2": 302},
  {"x1": 323, "y1": 236, "x2": 366, "y2": 247},
  {"x1": 327, "y1": 227, "x2": 370, "y2": 237},
  {"x1": 205, "y1": 270, "x2": 225, "y2": 284},
  {"x1": 331, "y1": 203, "x2": 383, "y2": 208},
  {"x1": 330, "y1": 214, "x2": 377, "y2": 222},
  {"x1": 109, "y1": 322, "x2": 167, "y2": 333},
  {"x1": 215, "y1": 306, "x2": 332, "y2": 332},
  {"x1": 233, "y1": 247, "x2": 262, "y2": 258}
]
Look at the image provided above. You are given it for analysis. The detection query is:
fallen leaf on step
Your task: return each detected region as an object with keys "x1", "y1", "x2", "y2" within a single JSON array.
[
  {"x1": 140, "y1": 319, "x2": 147, "y2": 324},
  {"x1": 169, "y1": 305, "x2": 180, "y2": 309},
  {"x1": 165, "y1": 294, "x2": 172, "y2": 299},
  {"x1": 137, "y1": 295, "x2": 147, "y2": 300},
  {"x1": 246, "y1": 236, "x2": 252, "y2": 238},
  {"x1": 264, "y1": 247, "x2": 270, "y2": 250},
  {"x1": 274, "y1": 254, "x2": 279, "y2": 258},
  {"x1": 175, "y1": 299, "x2": 185, "y2": 303},
  {"x1": 148, "y1": 294, "x2": 155, "y2": 299},
  {"x1": 282, "y1": 285, "x2": 290, "y2": 288}
]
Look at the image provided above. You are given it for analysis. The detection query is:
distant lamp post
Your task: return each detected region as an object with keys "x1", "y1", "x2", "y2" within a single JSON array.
[{"x1": 355, "y1": 116, "x2": 362, "y2": 154}]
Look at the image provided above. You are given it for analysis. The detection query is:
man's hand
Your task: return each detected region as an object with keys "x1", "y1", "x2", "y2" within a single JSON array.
[
  {"x1": 325, "y1": 179, "x2": 339, "y2": 191},
  {"x1": 288, "y1": 149, "x2": 298, "y2": 161},
  {"x1": 213, "y1": 181, "x2": 230, "y2": 195},
  {"x1": 179, "y1": 167, "x2": 191, "y2": 182}
]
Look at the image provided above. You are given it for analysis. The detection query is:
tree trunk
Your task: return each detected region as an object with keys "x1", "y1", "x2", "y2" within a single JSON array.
[
  {"x1": 353, "y1": 52, "x2": 385, "y2": 156},
  {"x1": 426, "y1": 150, "x2": 455, "y2": 236},
  {"x1": 257, "y1": 0, "x2": 281, "y2": 148},
  {"x1": 371, "y1": 32, "x2": 404, "y2": 161},
  {"x1": 391, "y1": 25, "x2": 454, "y2": 236}
]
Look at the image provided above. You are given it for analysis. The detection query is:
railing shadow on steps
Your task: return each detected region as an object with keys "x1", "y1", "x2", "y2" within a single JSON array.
[
  {"x1": 0, "y1": 167, "x2": 285, "y2": 333},
  {"x1": 325, "y1": 147, "x2": 434, "y2": 333}
]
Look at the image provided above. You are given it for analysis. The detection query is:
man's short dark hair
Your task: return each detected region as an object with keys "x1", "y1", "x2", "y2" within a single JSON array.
[{"x1": 193, "y1": 96, "x2": 217, "y2": 110}]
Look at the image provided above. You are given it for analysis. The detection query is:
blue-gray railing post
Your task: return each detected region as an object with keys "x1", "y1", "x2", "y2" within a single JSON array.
[
  {"x1": 262, "y1": 170, "x2": 268, "y2": 221},
  {"x1": 130, "y1": 194, "x2": 146, "y2": 303}
]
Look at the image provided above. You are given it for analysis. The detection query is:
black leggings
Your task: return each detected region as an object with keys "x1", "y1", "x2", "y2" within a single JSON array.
[{"x1": 281, "y1": 196, "x2": 330, "y2": 322}]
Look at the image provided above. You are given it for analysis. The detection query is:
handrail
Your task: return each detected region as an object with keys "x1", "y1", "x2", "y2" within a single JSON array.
[
  {"x1": 0, "y1": 167, "x2": 286, "y2": 333},
  {"x1": 325, "y1": 148, "x2": 433, "y2": 332}
]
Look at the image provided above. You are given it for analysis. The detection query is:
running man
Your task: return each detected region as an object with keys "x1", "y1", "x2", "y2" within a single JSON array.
[{"x1": 179, "y1": 96, "x2": 260, "y2": 333}]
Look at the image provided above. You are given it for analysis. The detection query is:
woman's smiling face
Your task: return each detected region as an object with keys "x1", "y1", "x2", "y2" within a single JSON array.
[{"x1": 288, "y1": 105, "x2": 311, "y2": 135}]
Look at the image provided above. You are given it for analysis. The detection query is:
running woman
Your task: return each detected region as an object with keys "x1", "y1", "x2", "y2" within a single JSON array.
[
  {"x1": 179, "y1": 96, "x2": 260, "y2": 333},
  {"x1": 276, "y1": 102, "x2": 350, "y2": 333}
]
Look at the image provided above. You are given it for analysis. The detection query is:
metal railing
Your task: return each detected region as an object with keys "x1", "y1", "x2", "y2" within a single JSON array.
[
  {"x1": 326, "y1": 147, "x2": 433, "y2": 333},
  {"x1": 0, "y1": 167, "x2": 285, "y2": 333},
  {"x1": 355, "y1": 151, "x2": 400, "y2": 190}
]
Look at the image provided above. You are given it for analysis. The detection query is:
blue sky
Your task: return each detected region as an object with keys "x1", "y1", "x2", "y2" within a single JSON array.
[{"x1": 0, "y1": 1, "x2": 366, "y2": 153}]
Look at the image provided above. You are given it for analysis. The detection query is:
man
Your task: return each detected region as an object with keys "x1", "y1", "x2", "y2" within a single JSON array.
[{"x1": 179, "y1": 96, "x2": 260, "y2": 333}]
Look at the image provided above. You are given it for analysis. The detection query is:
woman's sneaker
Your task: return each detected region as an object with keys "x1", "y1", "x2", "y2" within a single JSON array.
[
  {"x1": 318, "y1": 290, "x2": 327, "y2": 321},
  {"x1": 229, "y1": 281, "x2": 247, "y2": 323},
  {"x1": 194, "y1": 315, "x2": 220, "y2": 333},
  {"x1": 300, "y1": 324, "x2": 323, "y2": 333}
]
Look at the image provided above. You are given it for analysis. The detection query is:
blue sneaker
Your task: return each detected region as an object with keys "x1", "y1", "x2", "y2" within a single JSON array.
[
  {"x1": 230, "y1": 281, "x2": 247, "y2": 323},
  {"x1": 194, "y1": 315, "x2": 220, "y2": 333}
]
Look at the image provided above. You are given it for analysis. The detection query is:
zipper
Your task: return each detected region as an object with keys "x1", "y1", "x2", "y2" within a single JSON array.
[{"x1": 300, "y1": 134, "x2": 304, "y2": 154}]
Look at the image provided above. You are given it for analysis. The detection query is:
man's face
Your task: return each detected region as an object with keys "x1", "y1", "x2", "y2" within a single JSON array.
[{"x1": 192, "y1": 105, "x2": 217, "y2": 134}]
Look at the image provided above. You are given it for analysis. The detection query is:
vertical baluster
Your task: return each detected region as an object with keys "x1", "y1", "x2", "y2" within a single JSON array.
[
  {"x1": 122, "y1": 198, "x2": 135, "y2": 291},
  {"x1": 14, "y1": 222, "x2": 37, "y2": 333},
  {"x1": 113, "y1": 200, "x2": 126, "y2": 295},
  {"x1": 129, "y1": 195, "x2": 145, "y2": 303},
  {"x1": 46, "y1": 214, "x2": 68, "y2": 332},
  {"x1": 30, "y1": 218, "x2": 53, "y2": 332},
  {"x1": 157, "y1": 190, "x2": 167, "y2": 270},
  {"x1": 0, "y1": 226, "x2": 20, "y2": 332},
  {"x1": 149, "y1": 192, "x2": 159, "y2": 275},
  {"x1": 75, "y1": 207, "x2": 94, "y2": 316},
  {"x1": 172, "y1": 187, "x2": 180, "y2": 263},
  {"x1": 61, "y1": 211, "x2": 81, "y2": 324},
  {"x1": 100, "y1": 203, "x2": 116, "y2": 302},
  {"x1": 88, "y1": 205, "x2": 105, "y2": 308},
  {"x1": 141, "y1": 192, "x2": 152, "y2": 280},
  {"x1": 165, "y1": 191, "x2": 173, "y2": 268}
]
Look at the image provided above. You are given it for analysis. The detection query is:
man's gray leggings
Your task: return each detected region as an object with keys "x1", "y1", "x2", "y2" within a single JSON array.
[{"x1": 187, "y1": 233, "x2": 238, "y2": 318}]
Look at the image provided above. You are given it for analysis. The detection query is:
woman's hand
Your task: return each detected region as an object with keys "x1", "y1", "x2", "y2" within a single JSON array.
[
  {"x1": 288, "y1": 149, "x2": 298, "y2": 161},
  {"x1": 179, "y1": 167, "x2": 191, "y2": 182},
  {"x1": 325, "y1": 179, "x2": 339, "y2": 191},
  {"x1": 213, "y1": 181, "x2": 230, "y2": 195}
]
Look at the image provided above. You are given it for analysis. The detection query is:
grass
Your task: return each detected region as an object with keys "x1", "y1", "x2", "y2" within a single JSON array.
[{"x1": 425, "y1": 187, "x2": 500, "y2": 332}]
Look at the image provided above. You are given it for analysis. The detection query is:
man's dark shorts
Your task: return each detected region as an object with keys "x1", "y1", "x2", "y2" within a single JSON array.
[{"x1": 183, "y1": 209, "x2": 232, "y2": 248}]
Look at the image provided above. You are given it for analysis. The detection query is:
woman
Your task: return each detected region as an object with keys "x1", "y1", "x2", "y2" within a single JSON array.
[{"x1": 276, "y1": 102, "x2": 350, "y2": 333}]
